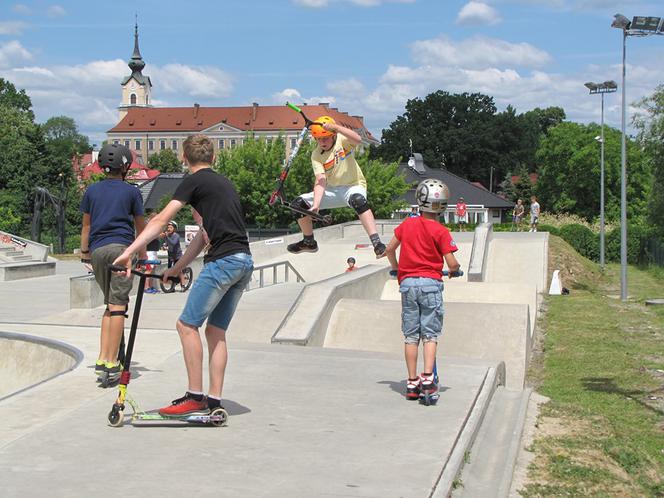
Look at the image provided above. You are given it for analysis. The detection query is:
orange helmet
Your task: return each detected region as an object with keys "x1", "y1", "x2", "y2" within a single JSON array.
[{"x1": 309, "y1": 116, "x2": 336, "y2": 138}]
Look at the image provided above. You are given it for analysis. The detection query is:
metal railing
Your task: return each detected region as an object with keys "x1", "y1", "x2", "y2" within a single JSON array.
[{"x1": 247, "y1": 260, "x2": 305, "y2": 290}]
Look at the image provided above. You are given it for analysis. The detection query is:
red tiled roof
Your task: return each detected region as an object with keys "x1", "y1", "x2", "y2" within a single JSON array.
[
  {"x1": 72, "y1": 150, "x2": 160, "y2": 182},
  {"x1": 108, "y1": 104, "x2": 377, "y2": 141}
]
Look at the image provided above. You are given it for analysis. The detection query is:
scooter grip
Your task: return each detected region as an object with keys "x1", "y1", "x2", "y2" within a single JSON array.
[{"x1": 442, "y1": 269, "x2": 464, "y2": 277}]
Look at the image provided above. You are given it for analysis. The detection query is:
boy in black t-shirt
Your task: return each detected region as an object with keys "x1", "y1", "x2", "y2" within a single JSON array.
[{"x1": 114, "y1": 135, "x2": 254, "y2": 416}]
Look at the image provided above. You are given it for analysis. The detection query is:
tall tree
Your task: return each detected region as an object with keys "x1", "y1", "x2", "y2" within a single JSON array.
[
  {"x1": 633, "y1": 84, "x2": 664, "y2": 237},
  {"x1": 148, "y1": 148, "x2": 183, "y2": 173},
  {"x1": 0, "y1": 78, "x2": 34, "y2": 119}
]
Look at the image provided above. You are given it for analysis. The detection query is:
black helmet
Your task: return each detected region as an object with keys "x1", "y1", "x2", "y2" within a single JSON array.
[{"x1": 98, "y1": 144, "x2": 132, "y2": 173}]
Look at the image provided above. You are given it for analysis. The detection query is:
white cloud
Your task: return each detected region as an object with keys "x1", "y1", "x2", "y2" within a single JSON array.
[
  {"x1": 411, "y1": 36, "x2": 552, "y2": 69},
  {"x1": 271, "y1": 88, "x2": 337, "y2": 106},
  {"x1": 0, "y1": 21, "x2": 28, "y2": 35},
  {"x1": 456, "y1": 2, "x2": 501, "y2": 26},
  {"x1": 12, "y1": 4, "x2": 32, "y2": 15},
  {"x1": 0, "y1": 40, "x2": 33, "y2": 69},
  {"x1": 151, "y1": 64, "x2": 234, "y2": 99},
  {"x1": 47, "y1": 5, "x2": 66, "y2": 17}
]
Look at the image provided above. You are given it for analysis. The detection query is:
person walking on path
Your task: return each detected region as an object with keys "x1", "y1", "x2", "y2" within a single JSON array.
[
  {"x1": 114, "y1": 134, "x2": 253, "y2": 416},
  {"x1": 286, "y1": 115, "x2": 386, "y2": 257},
  {"x1": 80, "y1": 143, "x2": 147, "y2": 384},
  {"x1": 529, "y1": 195, "x2": 540, "y2": 232},
  {"x1": 455, "y1": 196, "x2": 467, "y2": 231},
  {"x1": 380, "y1": 179, "x2": 460, "y2": 401}
]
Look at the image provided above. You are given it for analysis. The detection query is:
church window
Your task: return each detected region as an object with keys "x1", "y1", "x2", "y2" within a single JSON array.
[{"x1": 130, "y1": 93, "x2": 137, "y2": 105}]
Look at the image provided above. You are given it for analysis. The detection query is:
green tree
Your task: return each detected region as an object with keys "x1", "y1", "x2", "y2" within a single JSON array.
[
  {"x1": 0, "y1": 78, "x2": 33, "y2": 119},
  {"x1": 148, "y1": 149, "x2": 183, "y2": 173},
  {"x1": 534, "y1": 122, "x2": 651, "y2": 222},
  {"x1": 633, "y1": 84, "x2": 664, "y2": 237}
]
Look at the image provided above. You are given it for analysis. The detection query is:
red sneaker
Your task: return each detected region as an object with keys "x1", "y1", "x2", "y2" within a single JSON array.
[
  {"x1": 159, "y1": 393, "x2": 209, "y2": 416},
  {"x1": 406, "y1": 378, "x2": 421, "y2": 400}
]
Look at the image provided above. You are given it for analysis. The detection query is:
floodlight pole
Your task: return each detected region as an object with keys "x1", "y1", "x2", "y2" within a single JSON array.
[
  {"x1": 599, "y1": 92, "x2": 606, "y2": 269},
  {"x1": 619, "y1": 28, "x2": 627, "y2": 300}
]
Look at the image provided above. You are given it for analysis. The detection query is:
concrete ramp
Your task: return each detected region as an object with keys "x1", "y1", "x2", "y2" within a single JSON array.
[
  {"x1": 486, "y1": 233, "x2": 548, "y2": 292},
  {"x1": 0, "y1": 331, "x2": 82, "y2": 400},
  {"x1": 324, "y1": 299, "x2": 530, "y2": 389}
]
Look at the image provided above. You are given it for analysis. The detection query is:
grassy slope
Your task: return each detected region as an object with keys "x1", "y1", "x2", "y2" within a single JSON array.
[{"x1": 522, "y1": 236, "x2": 664, "y2": 497}]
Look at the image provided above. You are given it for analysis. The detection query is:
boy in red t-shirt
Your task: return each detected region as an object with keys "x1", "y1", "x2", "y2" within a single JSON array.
[
  {"x1": 381, "y1": 179, "x2": 460, "y2": 401},
  {"x1": 455, "y1": 196, "x2": 467, "y2": 231}
]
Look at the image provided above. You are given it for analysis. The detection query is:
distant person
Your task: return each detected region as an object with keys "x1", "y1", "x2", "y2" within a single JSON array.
[
  {"x1": 286, "y1": 115, "x2": 386, "y2": 257},
  {"x1": 529, "y1": 196, "x2": 540, "y2": 232},
  {"x1": 144, "y1": 212, "x2": 161, "y2": 294},
  {"x1": 456, "y1": 196, "x2": 467, "y2": 231},
  {"x1": 512, "y1": 199, "x2": 525, "y2": 231},
  {"x1": 162, "y1": 220, "x2": 185, "y2": 290},
  {"x1": 113, "y1": 134, "x2": 253, "y2": 417},
  {"x1": 79, "y1": 143, "x2": 147, "y2": 385},
  {"x1": 408, "y1": 206, "x2": 419, "y2": 217},
  {"x1": 345, "y1": 257, "x2": 357, "y2": 272},
  {"x1": 380, "y1": 179, "x2": 460, "y2": 402}
]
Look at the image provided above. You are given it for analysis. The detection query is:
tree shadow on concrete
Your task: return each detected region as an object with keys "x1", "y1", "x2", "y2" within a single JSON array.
[{"x1": 581, "y1": 377, "x2": 664, "y2": 416}]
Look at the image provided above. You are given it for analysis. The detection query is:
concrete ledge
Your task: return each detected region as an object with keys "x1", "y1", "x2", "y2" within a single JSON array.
[
  {"x1": 0, "y1": 231, "x2": 50, "y2": 262},
  {"x1": 271, "y1": 264, "x2": 389, "y2": 346},
  {"x1": 468, "y1": 223, "x2": 492, "y2": 282},
  {"x1": 69, "y1": 274, "x2": 137, "y2": 309},
  {"x1": 432, "y1": 362, "x2": 506, "y2": 498},
  {"x1": 0, "y1": 261, "x2": 56, "y2": 281},
  {"x1": 0, "y1": 331, "x2": 83, "y2": 401}
]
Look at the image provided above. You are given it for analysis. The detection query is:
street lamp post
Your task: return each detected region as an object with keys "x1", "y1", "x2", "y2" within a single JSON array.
[
  {"x1": 584, "y1": 80, "x2": 617, "y2": 269},
  {"x1": 611, "y1": 14, "x2": 664, "y2": 301}
]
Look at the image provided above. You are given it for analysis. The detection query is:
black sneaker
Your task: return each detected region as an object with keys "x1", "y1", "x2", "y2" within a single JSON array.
[
  {"x1": 287, "y1": 239, "x2": 318, "y2": 254},
  {"x1": 373, "y1": 242, "x2": 387, "y2": 257}
]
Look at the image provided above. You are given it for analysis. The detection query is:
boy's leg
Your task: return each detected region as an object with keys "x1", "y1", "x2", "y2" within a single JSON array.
[
  {"x1": 404, "y1": 343, "x2": 418, "y2": 380},
  {"x1": 176, "y1": 319, "x2": 205, "y2": 392},
  {"x1": 100, "y1": 304, "x2": 125, "y2": 361},
  {"x1": 205, "y1": 324, "x2": 228, "y2": 398},
  {"x1": 422, "y1": 340, "x2": 437, "y2": 374},
  {"x1": 345, "y1": 187, "x2": 385, "y2": 256}
]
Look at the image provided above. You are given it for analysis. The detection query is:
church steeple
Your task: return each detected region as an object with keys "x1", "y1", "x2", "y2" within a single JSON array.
[
  {"x1": 128, "y1": 21, "x2": 145, "y2": 74},
  {"x1": 119, "y1": 17, "x2": 152, "y2": 121}
]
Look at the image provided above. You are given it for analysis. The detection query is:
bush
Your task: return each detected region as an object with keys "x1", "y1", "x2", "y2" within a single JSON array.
[
  {"x1": 606, "y1": 224, "x2": 654, "y2": 265},
  {"x1": 536, "y1": 224, "x2": 560, "y2": 236},
  {"x1": 559, "y1": 224, "x2": 599, "y2": 262}
]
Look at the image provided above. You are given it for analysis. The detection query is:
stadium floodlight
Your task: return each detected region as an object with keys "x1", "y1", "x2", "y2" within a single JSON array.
[
  {"x1": 611, "y1": 13, "x2": 663, "y2": 300},
  {"x1": 585, "y1": 80, "x2": 617, "y2": 269}
]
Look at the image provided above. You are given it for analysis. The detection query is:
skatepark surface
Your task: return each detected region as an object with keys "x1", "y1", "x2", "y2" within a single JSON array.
[{"x1": 0, "y1": 221, "x2": 548, "y2": 497}]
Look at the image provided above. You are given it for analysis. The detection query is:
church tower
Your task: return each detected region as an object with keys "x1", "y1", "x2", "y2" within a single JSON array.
[{"x1": 119, "y1": 21, "x2": 152, "y2": 120}]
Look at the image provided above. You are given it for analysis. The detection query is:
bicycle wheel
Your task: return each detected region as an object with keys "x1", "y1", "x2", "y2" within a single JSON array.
[
  {"x1": 159, "y1": 277, "x2": 176, "y2": 293},
  {"x1": 180, "y1": 267, "x2": 193, "y2": 292}
]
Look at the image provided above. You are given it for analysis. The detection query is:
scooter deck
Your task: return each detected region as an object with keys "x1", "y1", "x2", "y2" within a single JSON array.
[{"x1": 128, "y1": 408, "x2": 228, "y2": 426}]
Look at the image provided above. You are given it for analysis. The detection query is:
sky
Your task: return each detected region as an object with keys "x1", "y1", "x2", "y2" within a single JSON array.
[{"x1": 1, "y1": 0, "x2": 663, "y2": 147}]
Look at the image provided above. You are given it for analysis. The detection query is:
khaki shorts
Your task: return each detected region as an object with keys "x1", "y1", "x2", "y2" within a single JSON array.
[{"x1": 91, "y1": 244, "x2": 133, "y2": 306}]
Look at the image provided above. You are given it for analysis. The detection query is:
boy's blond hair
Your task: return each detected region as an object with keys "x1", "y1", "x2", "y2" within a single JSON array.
[{"x1": 183, "y1": 134, "x2": 214, "y2": 165}]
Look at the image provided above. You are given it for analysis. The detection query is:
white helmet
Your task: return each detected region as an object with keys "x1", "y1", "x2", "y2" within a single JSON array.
[{"x1": 416, "y1": 179, "x2": 449, "y2": 213}]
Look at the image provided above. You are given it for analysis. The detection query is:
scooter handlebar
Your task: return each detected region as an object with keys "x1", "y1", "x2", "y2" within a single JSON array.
[{"x1": 109, "y1": 264, "x2": 180, "y2": 282}]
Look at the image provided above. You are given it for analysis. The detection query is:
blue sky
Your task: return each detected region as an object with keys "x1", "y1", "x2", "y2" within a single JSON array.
[{"x1": 1, "y1": 0, "x2": 663, "y2": 147}]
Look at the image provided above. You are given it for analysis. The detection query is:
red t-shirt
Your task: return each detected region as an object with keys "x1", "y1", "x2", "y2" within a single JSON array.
[
  {"x1": 456, "y1": 202, "x2": 467, "y2": 217},
  {"x1": 394, "y1": 217, "x2": 457, "y2": 283}
]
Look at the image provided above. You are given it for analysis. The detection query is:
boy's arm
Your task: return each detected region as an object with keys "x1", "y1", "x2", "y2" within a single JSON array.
[
  {"x1": 80, "y1": 213, "x2": 91, "y2": 258},
  {"x1": 113, "y1": 199, "x2": 184, "y2": 272},
  {"x1": 382, "y1": 236, "x2": 400, "y2": 269},
  {"x1": 325, "y1": 122, "x2": 361, "y2": 146},
  {"x1": 444, "y1": 252, "x2": 460, "y2": 274},
  {"x1": 311, "y1": 173, "x2": 327, "y2": 211}
]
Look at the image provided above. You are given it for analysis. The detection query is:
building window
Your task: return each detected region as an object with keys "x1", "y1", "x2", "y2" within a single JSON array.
[
  {"x1": 135, "y1": 139, "x2": 141, "y2": 150},
  {"x1": 148, "y1": 140, "x2": 154, "y2": 151},
  {"x1": 145, "y1": 95, "x2": 149, "y2": 105},
  {"x1": 171, "y1": 140, "x2": 178, "y2": 150},
  {"x1": 130, "y1": 93, "x2": 137, "y2": 105},
  {"x1": 218, "y1": 139, "x2": 225, "y2": 149},
  {"x1": 230, "y1": 139, "x2": 236, "y2": 149},
  {"x1": 290, "y1": 137, "x2": 297, "y2": 149},
  {"x1": 113, "y1": 140, "x2": 119, "y2": 145},
  {"x1": 160, "y1": 140, "x2": 166, "y2": 150},
  {"x1": 124, "y1": 140, "x2": 130, "y2": 148}
]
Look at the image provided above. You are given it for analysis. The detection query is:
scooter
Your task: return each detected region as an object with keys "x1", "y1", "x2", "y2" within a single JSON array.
[{"x1": 105, "y1": 265, "x2": 228, "y2": 428}]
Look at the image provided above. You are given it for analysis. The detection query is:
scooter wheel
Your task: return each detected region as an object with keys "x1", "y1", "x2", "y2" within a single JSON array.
[
  {"x1": 209, "y1": 407, "x2": 228, "y2": 427},
  {"x1": 322, "y1": 215, "x2": 332, "y2": 226},
  {"x1": 108, "y1": 405, "x2": 124, "y2": 427}
]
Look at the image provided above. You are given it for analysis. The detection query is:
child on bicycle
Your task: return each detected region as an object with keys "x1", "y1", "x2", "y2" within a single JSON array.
[
  {"x1": 80, "y1": 143, "x2": 147, "y2": 385},
  {"x1": 286, "y1": 115, "x2": 386, "y2": 257},
  {"x1": 114, "y1": 134, "x2": 253, "y2": 416},
  {"x1": 381, "y1": 179, "x2": 460, "y2": 401}
]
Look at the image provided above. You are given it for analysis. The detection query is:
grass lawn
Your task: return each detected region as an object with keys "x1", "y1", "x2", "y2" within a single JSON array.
[{"x1": 521, "y1": 236, "x2": 664, "y2": 497}]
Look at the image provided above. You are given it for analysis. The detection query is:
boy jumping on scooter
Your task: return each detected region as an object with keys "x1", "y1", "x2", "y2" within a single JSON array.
[
  {"x1": 114, "y1": 134, "x2": 253, "y2": 416},
  {"x1": 80, "y1": 143, "x2": 147, "y2": 385},
  {"x1": 380, "y1": 179, "x2": 460, "y2": 401},
  {"x1": 286, "y1": 115, "x2": 386, "y2": 257}
]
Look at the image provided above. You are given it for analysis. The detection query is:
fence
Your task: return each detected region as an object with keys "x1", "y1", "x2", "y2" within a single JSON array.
[
  {"x1": 247, "y1": 260, "x2": 305, "y2": 291},
  {"x1": 647, "y1": 238, "x2": 664, "y2": 266}
]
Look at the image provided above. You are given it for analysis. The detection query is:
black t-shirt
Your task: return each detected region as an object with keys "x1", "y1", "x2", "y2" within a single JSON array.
[
  {"x1": 172, "y1": 168, "x2": 250, "y2": 264},
  {"x1": 146, "y1": 238, "x2": 160, "y2": 252}
]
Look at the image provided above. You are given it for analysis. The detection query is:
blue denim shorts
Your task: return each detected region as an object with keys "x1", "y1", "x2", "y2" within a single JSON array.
[
  {"x1": 179, "y1": 252, "x2": 253, "y2": 330},
  {"x1": 399, "y1": 277, "x2": 444, "y2": 344}
]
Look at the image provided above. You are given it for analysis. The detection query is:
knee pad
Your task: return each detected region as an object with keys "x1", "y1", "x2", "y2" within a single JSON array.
[
  {"x1": 348, "y1": 193, "x2": 370, "y2": 215},
  {"x1": 106, "y1": 305, "x2": 128, "y2": 318},
  {"x1": 291, "y1": 196, "x2": 311, "y2": 211}
]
